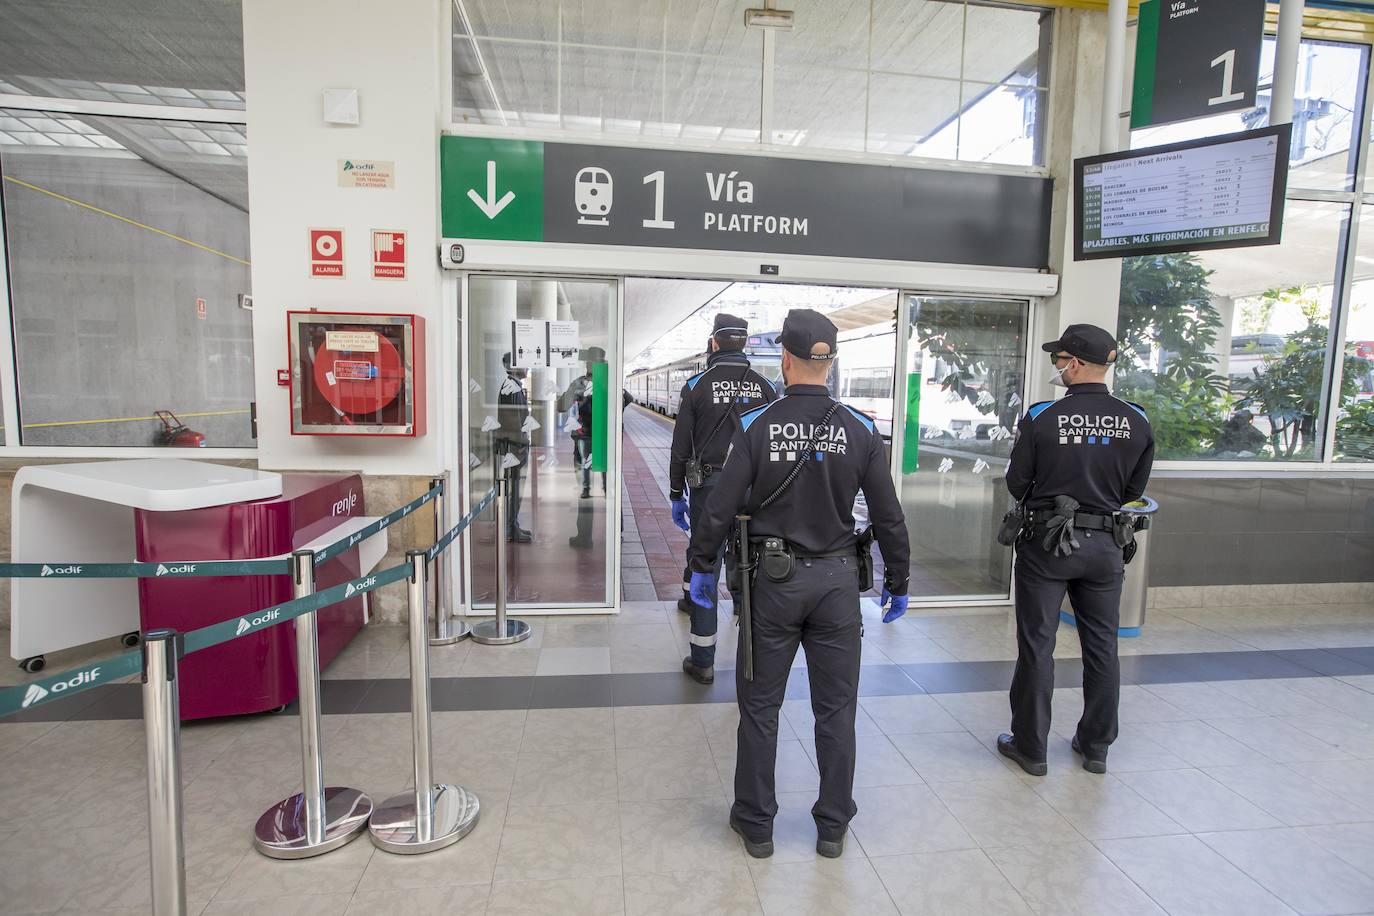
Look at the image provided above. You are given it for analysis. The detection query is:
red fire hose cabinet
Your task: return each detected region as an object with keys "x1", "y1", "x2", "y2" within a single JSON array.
[{"x1": 288, "y1": 311, "x2": 426, "y2": 437}]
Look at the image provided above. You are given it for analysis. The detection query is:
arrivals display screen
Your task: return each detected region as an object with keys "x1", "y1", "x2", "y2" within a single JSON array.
[{"x1": 1074, "y1": 123, "x2": 1290, "y2": 261}]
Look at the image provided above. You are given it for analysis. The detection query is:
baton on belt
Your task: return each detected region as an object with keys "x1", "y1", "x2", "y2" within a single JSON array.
[{"x1": 736, "y1": 514, "x2": 754, "y2": 682}]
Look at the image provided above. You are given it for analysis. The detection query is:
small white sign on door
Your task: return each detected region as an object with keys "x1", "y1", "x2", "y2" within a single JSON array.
[
  {"x1": 547, "y1": 320, "x2": 582, "y2": 369},
  {"x1": 510, "y1": 320, "x2": 545, "y2": 369}
]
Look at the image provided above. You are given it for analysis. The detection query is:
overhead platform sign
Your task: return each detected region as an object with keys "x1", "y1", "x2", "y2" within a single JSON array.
[{"x1": 440, "y1": 136, "x2": 1051, "y2": 269}]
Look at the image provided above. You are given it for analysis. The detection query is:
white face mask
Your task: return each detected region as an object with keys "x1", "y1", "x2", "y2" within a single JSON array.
[{"x1": 1048, "y1": 362, "x2": 1070, "y2": 388}]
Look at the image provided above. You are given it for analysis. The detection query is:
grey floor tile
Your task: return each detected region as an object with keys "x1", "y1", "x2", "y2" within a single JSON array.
[
  {"x1": 860, "y1": 694, "x2": 963, "y2": 735},
  {"x1": 535, "y1": 647, "x2": 612, "y2": 676},
  {"x1": 1143, "y1": 682, "x2": 1269, "y2": 719},
  {"x1": 1210, "y1": 681, "x2": 1338, "y2": 718},
  {"x1": 623, "y1": 867, "x2": 761, "y2": 916},
  {"x1": 512, "y1": 747, "x2": 619, "y2": 806},
  {"x1": 527, "y1": 673, "x2": 616, "y2": 708},
  {"x1": 801, "y1": 733, "x2": 921, "y2": 788},
  {"x1": 518, "y1": 707, "x2": 615, "y2": 753},
  {"x1": 749, "y1": 858, "x2": 899, "y2": 915},
  {"x1": 618, "y1": 742, "x2": 722, "y2": 801},
  {"x1": 848, "y1": 783, "x2": 977, "y2": 858},
  {"x1": 1298, "y1": 822, "x2": 1374, "y2": 880},
  {"x1": 614, "y1": 704, "x2": 707, "y2": 748},
  {"x1": 1203, "y1": 763, "x2": 1374, "y2": 826},
  {"x1": 1096, "y1": 834, "x2": 1297, "y2": 916},
  {"x1": 1030, "y1": 774, "x2": 1184, "y2": 840},
  {"x1": 738, "y1": 790, "x2": 862, "y2": 864},
  {"x1": 1299, "y1": 759, "x2": 1374, "y2": 812},
  {"x1": 987, "y1": 841, "x2": 1166, "y2": 915},
  {"x1": 887, "y1": 730, "x2": 1023, "y2": 784},
  {"x1": 493, "y1": 802, "x2": 621, "y2": 883},
  {"x1": 1277, "y1": 712, "x2": 1374, "y2": 759},
  {"x1": 214, "y1": 831, "x2": 375, "y2": 902},
  {"x1": 205, "y1": 894, "x2": 354, "y2": 916},
  {"x1": 783, "y1": 698, "x2": 883, "y2": 739},
  {"x1": 344, "y1": 884, "x2": 489, "y2": 915},
  {"x1": 618, "y1": 798, "x2": 746, "y2": 876},
  {"x1": 487, "y1": 876, "x2": 624, "y2": 915},
  {"x1": 1199, "y1": 827, "x2": 1374, "y2": 915},
  {"x1": 1207, "y1": 716, "x2": 1354, "y2": 763},
  {"x1": 929, "y1": 778, "x2": 1082, "y2": 849},
  {"x1": 353, "y1": 801, "x2": 505, "y2": 891},
  {"x1": 1132, "y1": 719, "x2": 1274, "y2": 767},
  {"x1": 713, "y1": 739, "x2": 819, "y2": 798},
  {"x1": 1117, "y1": 769, "x2": 1282, "y2": 833},
  {"x1": 871, "y1": 848, "x2": 1034, "y2": 915}
]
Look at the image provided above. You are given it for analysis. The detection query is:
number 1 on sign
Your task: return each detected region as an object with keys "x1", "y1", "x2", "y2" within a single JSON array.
[
  {"x1": 1208, "y1": 49, "x2": 1245, "y2": 106},
  {"x1": 642, "y1": 171, "x2": 675, "y2": 229}
]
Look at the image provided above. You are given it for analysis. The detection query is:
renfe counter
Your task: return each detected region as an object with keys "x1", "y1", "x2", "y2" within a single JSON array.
[{"x1": 10, "y1": 459, "x2": 385, "y2": 719}]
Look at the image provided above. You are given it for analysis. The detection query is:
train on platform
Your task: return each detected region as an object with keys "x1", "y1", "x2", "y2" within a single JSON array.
[{"x1": 627, "y1": 325, "x2": 1002, "y2": 442}]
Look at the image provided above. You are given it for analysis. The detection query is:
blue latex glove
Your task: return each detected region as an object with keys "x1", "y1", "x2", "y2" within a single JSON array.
[
  {"x1": 670, "y1": 498, "x2": 690, "y2": 532},
  {"x1": 880, "y1": 588, "x2": 909, "y2": 623},
  {"x1": 689, "y1": 571, "x2": 716, "y2": 608}
]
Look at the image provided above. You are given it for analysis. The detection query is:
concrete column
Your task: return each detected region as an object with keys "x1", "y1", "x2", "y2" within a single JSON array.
[{"x1": 243, "y1": 0, "x2": 450, "y2": 475}]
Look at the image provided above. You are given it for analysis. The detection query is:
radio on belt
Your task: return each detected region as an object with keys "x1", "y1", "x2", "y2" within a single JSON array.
[{"x1": 287, "y1": 310, "x2": 426, "y2": 436}]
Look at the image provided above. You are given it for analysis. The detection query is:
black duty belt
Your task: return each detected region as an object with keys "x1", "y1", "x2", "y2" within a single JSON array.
[
  {"x1": 749, "y1": 537, "x2": 849, "y2": 560},
  {"x1": 1029, "y1": 510, "x2": 1115, "y2": 531}
]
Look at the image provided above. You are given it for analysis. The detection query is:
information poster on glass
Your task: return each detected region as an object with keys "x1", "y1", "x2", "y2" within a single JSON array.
[{"x1": 1074, "y1": 123, "x2": 1290, "y2": 261}]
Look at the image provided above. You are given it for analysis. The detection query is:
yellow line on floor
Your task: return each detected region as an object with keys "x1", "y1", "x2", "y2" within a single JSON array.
[
  {"x1": 23, "y1": 409, "x2": 251, "y2": 429},
  {"x1": 2, "y1": 176, "x2": 251, "y2": 267}
]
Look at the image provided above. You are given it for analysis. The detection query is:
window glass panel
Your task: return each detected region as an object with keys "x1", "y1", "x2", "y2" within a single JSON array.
[
  {"x1": 455, "y1": 38, "x2": 558, "y2": 128},
  {"x1": 461, "y1": 0, "x2": 560, "y2": 42},
  {"x1": 1336, "y1": 208, "x2": 1374, "y2": 461},
  {"x1": 1114, "y1": 200, "x2": 1348, "y2": 461},
  {"x1": 775, "y1": 0, "x2": 871, "y2": 70},
  {"x1": 560, "y1": 45, "x2": 665, "y2": 134},
  {"x1": 949, "y1": 81, "x2": 1044, "y2": 166},
  {"x1": 1133, "y1": 38, "x2": 1367, "y2": 193},
  {"x1": 871, "y1": 0, "x2": 964, "y2": 80},
  {"x1": 772, "y1": 64, "x2": 868, "y2": 151},
  {"x1": 963, "y1": 4, "x2": 1047, "y2": 87},
  {"x1": 1, "y1": 112, "x2": 254, "y2": 447},
  {"x1": 666, "y1": 53, "x2": 761, "y2": 143},
  {"x1": 867, "y1": 73, "x2": 962, "y2": 159}
]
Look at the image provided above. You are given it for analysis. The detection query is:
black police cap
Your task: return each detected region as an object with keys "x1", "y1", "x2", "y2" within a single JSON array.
[
  {"x1": 781, "y1": 308, "x2": 838, "y2": 361},
  {"x1": 712, "y1": 312, "x2": 748, "y2": 342},
  {"x1": 1042, "y1": 324, "x2": 1118, "y2": 365}
]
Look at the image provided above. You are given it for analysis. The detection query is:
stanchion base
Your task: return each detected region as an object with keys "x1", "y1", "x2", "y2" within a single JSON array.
[
  {"x1": 470, "y1": 618, "x2": 532, "y2": 645},
  {"x1": 253, "y1": 787, "x2": 373, "y2": 859},
  {"x1": 368, "y1": 784, "x2": 481, "y2": 854},
  {"x1": 429, "y1": 618, "x2": 472, "y2": 646}
]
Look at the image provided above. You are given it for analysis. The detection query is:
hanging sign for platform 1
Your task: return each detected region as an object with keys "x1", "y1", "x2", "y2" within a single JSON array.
[
  {"x1": 439, "y1": 136, "x2": 1051, "y2": 269},
  {"x1": 1130, "y1": 0, "x2": 1265, "y2": 129},
  {"x1": 1074, "y1": 123, "x2": 1290, "y2": 260}
]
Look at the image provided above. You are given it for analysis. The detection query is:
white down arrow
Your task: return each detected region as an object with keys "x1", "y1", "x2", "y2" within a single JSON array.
[{"x1": 467, "y1": 160, "x2": 515, "y2": 219}]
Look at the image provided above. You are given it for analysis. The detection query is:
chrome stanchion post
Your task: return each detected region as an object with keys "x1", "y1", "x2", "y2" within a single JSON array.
[
  {"x1": 429, "y1": 476, "x2": 470, "y2": 645},
  {"x1": 369, "y1": 550, "x2": 480, "y2": 853},
  {"x1": 142, "y1": 628, "x2": 186, "y2": 916},
  {"x1": 254, "y1": 550, "x2": 373, "y2": 859},
  {"x1": 471, "y1": 475, "x2": 531, "y2": 645}
]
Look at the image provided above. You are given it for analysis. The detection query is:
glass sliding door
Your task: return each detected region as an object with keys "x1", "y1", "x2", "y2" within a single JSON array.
[
  {"x1": 892, "y1": 295, "x2": 1029, "y2": 602},
  {"x1": 463, "y1": 275, "x2": 620, "y2": 609}
]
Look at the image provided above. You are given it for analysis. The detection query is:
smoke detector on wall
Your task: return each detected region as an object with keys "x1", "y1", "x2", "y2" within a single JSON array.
[{"x1": 322, "y1": 89, "x2": 360, "y2": 126}]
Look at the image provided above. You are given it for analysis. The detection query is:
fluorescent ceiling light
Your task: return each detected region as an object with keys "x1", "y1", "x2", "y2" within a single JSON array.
[{"x1": 744, "y1": 8, "x2": 794, "y2": 30}]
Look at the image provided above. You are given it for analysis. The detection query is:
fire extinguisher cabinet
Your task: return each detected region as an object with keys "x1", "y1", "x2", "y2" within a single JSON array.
[{"x1": 288, "y1": 311, "x2": 425, "y2": 436}]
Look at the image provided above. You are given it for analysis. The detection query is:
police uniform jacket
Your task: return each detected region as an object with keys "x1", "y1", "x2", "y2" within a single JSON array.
[
  {"x1": 668, "y1": 351, "x2": 777, "y2": 500},
  {"x1": 687, "y1": 384, "x2": 911, "y2": 595},
  {"x1": 495, "y1": 372, "x2": 530, "y2": 459},
  {"x1": 1006, "y1": 382, "x2": 1155, "y2": 513}
]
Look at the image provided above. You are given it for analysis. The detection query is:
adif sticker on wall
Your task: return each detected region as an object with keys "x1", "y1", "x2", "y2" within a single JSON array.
[
  {"x1": 937, "y1": 457, "x2": 954, "y2": 473},
  {"x1": 500, "y1": 453, "x2": 521, "y2": 470},
  {"x1": 480, "y1": 416, "x2": 500, "y2": 432},
  {"x1": 469, "y1": 453, "x2": 483, "y2": 469},
  {"x1": 468, "y1": 378, "x2": 482, "y2": 394},
  {"x1": 972, "y1": 459, "x2": 989, "y2": 475},
  {"x1": 521, "y1": 416, "x2": 541, "y2": 433}
]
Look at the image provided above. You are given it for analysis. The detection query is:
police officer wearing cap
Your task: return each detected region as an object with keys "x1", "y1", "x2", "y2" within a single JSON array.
[
  {"x1": 669, "y1": 313, "x2": 778, "y2": 684},
  {"x1": 997, "y1": 324, "x2": 1155, "y2": 777},
  {"x1": 687, "y1": 308, "x2": 910, "y2": 859}
]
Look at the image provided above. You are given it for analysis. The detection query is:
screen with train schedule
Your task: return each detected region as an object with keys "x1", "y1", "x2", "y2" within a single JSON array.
[{"x1": 1074, "y1": 123, "x2": 1290, "y2": 261}]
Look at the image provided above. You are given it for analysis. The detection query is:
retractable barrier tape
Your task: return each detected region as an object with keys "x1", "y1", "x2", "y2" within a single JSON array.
[
  {"x1": 313, "y1": 485, "x2": 442, "y2": 565},
  {"x1": 427, "y1": 487, "x2": 498, "y2": 562},
  {"x1": 0, "y1": 648, "x2": 142, "y2": 718},
  {"x1": 183, "y1": 562, "x2": 411, "y2": 654},
  {"x1": 0, "y1": 558, "x2": 291, "y2": 579}
]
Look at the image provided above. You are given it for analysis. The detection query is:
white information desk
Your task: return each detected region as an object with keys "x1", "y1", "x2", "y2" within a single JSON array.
[{"x1": 9, "y1": 459, "x2": 387, "y2": 664}]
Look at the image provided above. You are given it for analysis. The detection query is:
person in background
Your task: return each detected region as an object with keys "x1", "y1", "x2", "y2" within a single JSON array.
[{"x1": 496, "y1": 352, "x2": 532, "y2": 543}]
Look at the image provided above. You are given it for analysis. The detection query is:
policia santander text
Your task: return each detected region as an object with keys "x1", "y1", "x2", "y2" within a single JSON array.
[
  {"x1": 670, "y1": 312, "x2": 778, "y2": 683},
  {"x1": 686, "y1": 309, "x2": 909, "y2": 860},
  {"x1": 998, "y1": 323, "x2": 1155, "y2": 778}
]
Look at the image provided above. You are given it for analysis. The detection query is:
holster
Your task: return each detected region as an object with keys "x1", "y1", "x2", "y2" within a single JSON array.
[
  {"x1": 997, "y1": 503, "x2": 1026, "y2": 547},
  {"x1": 759, "y1": 537, "x2": 796, "y2": 583},
  {"x1": 1111, "y1": 512, "x2": 1137, "y2": 550},
  {"x1": 684, "y1": 456, "x2": 707, "y2": 490},
  {"x1": 855, "y1": 527, "x2": 875, "y2": 591}
]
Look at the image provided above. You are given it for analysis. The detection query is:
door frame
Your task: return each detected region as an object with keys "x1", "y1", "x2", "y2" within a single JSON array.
[{"x1": 453, "y1": 270, "x2": 626, "y2": 617}]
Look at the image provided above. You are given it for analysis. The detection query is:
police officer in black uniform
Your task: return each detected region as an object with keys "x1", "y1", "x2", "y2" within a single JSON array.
[
  {"x1": 669, "y1": 313, "x2": 778, "y2": 684},
  {"x1": 998, "y1": 324, "x2": 1155, "y2": 777},
  {"x1": 687, "y1": 309, "x2": 910, "y2": 859}
]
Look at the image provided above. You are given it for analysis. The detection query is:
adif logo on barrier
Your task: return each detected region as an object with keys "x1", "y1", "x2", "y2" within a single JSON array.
[
  {"x1": 23, "y1": 666, "x2": 102, "y2": 706},
  {"x1": 344, "y1": 575, "x2": 378, "y2": 599},
  {"x1": 21, "y1": 683, "x2": 48, "y2": 708},
  {"x1": 40, "y1": 565, "x2": 82, "y2": 577},
  {"x1": 155, "y1": 564, "x2": 197, "y2": 577},
  {"x1": 235, "y1": 608, "x2": 281, "y2": 637},
  {"x1": 332, "y1": 490, "x2": 358, "y2": 517},
  {"x1": 348, "y1": 532, "x2": 364, "y2": 548}
]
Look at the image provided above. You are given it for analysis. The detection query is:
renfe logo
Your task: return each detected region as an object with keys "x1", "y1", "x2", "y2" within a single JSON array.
[
  {"x1": 332, "y1": 491, "x2": 358, "y2": 517},
  {"x1": 235, "y1": 609, "x2": 281, "y2": 636},
  {"x1": 24, "y1": 666, "x2": 103, "y2": 706},
  {"x1": 40, "y1": 565, "x2": 83, "y2": 577},
  {"x1": 155, "y1": 564, "x2": 197, "y2": 577}
]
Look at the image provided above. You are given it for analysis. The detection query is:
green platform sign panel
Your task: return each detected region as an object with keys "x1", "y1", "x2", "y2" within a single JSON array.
[{"x1": 440, "y1": 137, "x2": 543, "y2": 240}]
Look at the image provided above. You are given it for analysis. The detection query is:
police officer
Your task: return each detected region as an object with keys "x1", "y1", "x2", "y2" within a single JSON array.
[
  {"x1": 687, "y1": 309, "x2": 910, "y2": 859},
  {"x1": 496, "y1": 352, "x2": 532, "y2": 543},
  {"x1": 998, "y1": 324, "x2": 1155, "y2": 777},
  {"x1": 669, "y1": 313, "x2": 777, "y2": 684}
]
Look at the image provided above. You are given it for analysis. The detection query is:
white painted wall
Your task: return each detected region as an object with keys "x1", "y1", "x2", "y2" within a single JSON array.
[{"x1": 243, "y1": 0, "x2": 450, "y2": 474}]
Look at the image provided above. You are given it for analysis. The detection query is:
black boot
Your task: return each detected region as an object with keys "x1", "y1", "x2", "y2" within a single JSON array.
[{"x1": 682, "y1": 656, "x2": 714, "y2": 685}]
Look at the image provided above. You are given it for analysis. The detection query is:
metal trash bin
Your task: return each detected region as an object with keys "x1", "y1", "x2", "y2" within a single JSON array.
[{"x1": 1060, "y1": 496, "x2": 1159, "y2": 637}]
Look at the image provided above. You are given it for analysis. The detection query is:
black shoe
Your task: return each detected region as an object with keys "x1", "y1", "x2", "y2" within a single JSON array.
[
  {"x1": 816, "y1": 836, "x2": 845, "y2": 858},
  {"x1": 568, "y1": 536, "x2": 592, "y2": 549},
  {"x1": 1071, "y1": 736, "x2": 1107, "y2": 774},
  {"x1": 682, "y1": 656, "x2": 714, "y2": 685},
  {"x1": 580, "y1": 487, "x2": 591, "y2": 499},
  {"x1": 677, "y1": 596, "x2": 694, "y2": 614},
  {"x1": 997, "y1": 733, "x2": 1047, "y2": 776},
  {"x1": 506, "y1": 530, "x2": 531, "y2": 543},
  {"x1": 729, "y1": 818, "x2": 773, "y2": 859}
]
